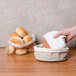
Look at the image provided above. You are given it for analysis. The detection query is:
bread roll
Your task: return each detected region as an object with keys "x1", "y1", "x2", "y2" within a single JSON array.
[
  {"x1": 8, "y1": 45, "x2": 15, "y2": 54},
  {"x1": 10, "y1": 37, "x2": 24, "y2": 45},
  {"x1": 16, "y1": 48, "x2": 27, "y2": 55},
  {"x1": 27, "y1": 43, "x2": 36, "y2": 52},
  {"x1": 27, "y1": 46, "x2": 34, "y2": 52},
  {"x1": 9, "y1": 32, "x2": 20, "y2": 40},
  {"x1": 16, "y1": 27, "x2": 27, "y2": 37},
  {"x1": 23, "y1": 35, "x2": 32, "y2": 43},
  {"x1": 24, "y1": 43, "x2": 32, "y2": 48}
]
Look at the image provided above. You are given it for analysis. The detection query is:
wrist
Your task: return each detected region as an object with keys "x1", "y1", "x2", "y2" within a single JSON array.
[
  {"x1": 72, "y1": 25, "x2": 76, "y2": 29},
  {"x1": 70, "y1": 26, "x2": 76, "y2": 37}
]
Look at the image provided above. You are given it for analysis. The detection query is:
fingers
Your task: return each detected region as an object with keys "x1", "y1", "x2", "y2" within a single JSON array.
[
  {"x1": 53, "y1": 32, "x2": 64, "y2": 38},
  {"x1": 66, "y1": 35, "x2": 74, "y2": 42},
  {"x1": 53, "y1": 28, "x2": 75, "y2": 42},
  {"x1": 53, "y1": 33, "x2": 61, "y2": 38},
  {"x1": 53, "y1": 28, "x2": 70, "y2": 38}
]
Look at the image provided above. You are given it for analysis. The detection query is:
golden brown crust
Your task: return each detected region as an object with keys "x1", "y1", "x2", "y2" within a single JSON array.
[
  {"x1": 10, "y1": 37, "x2": 24, "y2": 45},
  {"x1": 27, "y1": 45, "x2": 34, "y2": 52},
  {"x1": 16, "y1": 48, "x2": 27, "y2": 55},
  {"x1": 9, "y1": 32, "x2": 20, "y2": 40},
  {"x1": 43, "y1": 38, "x2": 50, "y2": 48},
  {"x1": 23, "y1": 35, "x2": 32, "y2": 43},
  {"x1": 24, "y1": 43, "x2": 33, "y2": 48},
  {"x1": 8, "y1": 45, "x2": 16, "y2": 54},
  {"x1": 26, "y1": 43, "x2": 35, "y2": 52},
  {"x1": 16, "y1": 27, "x2": 27, "y2": 37}
]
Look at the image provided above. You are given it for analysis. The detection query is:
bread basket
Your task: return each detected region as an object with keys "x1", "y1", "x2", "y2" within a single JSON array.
[
  {"x1": 8, "y1": 33, "x2": 36, "y2": 48},
  {"x1": 5, "y1": 33, "x2": 36, "y2": 55},
  {"x1": 34, "y1": 44, "x2": 69, "y2": 62}
]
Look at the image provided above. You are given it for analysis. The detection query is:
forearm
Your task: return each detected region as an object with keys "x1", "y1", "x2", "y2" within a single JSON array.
[{"x1": 71, "y1": 26, "x2": 76, "y2": 37}]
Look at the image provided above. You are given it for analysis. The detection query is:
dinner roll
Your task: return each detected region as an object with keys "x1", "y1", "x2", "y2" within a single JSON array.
[
  {"x1": 23, "y1": 35, "x2": 32, "y2": 43},
  {"x1": 25, "y1": 43, "x2": 33, "y2": 48},
  {"x1": 9, "y1": 32, "x2": 20, "y2": 40},
  {"x1": 10, "y1": 37, "x2": 24, "y2": 45},
  {"x1": 16, "y1": 48, "x2": 27, "y2": 55},
  {"x1": 8, "y1": 45, "x2": 16, "y2": 54},
  {"x1": 27, "y1": 45, "x2": 34, "y2": 52},
  {"x1": 27, "y1": 43, "x2": 36, "y2": 52},
  {"x1": 16, "y1": 27, "x2": 27, "y2": 37}
]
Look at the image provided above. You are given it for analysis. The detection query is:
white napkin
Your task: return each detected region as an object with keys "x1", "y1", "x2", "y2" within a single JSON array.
[{"x1": 44, "y1": 31, "x2": 66, "y2": 49}]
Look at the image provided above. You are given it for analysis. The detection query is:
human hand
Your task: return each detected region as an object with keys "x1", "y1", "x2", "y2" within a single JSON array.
[{"x1": 54, "y1": 26, "x2": 76, "y2": 42}]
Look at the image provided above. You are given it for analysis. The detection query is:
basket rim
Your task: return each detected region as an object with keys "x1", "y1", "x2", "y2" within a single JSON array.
[{"x1": 34, "y1": 44, "x2": 69, "y2": 52}]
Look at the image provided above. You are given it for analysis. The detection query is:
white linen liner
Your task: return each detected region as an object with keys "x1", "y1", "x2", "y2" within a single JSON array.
[{"x1": 34, "y1": 44, "x2": 69, "y2": 52}]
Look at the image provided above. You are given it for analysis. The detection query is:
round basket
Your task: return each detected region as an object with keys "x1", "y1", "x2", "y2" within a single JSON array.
[{"x1": 34, "y1": 44, "x2": 69, "y2": 62}]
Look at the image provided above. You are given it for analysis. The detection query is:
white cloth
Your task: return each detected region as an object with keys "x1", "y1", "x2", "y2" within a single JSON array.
[{"x1": 44, "y1": 31, "x2": 66, "y2": 49}]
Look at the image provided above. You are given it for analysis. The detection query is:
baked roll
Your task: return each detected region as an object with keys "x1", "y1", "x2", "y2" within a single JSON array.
[
  {"x1": 16, "y1": 27, "x2": 27, "y2": 38},
  {"x1": 16, "y1": 48, "x2": 27, "y2": 55},
  {"x1": 23, "y1": 35, "x2": 32, "y2": 43},
  {"x1": 9, "y1": 32, "x2": 20, "y2": 40},
  {"x1": 27, "y1": 45, "x2": 34, "y2": 52},
  {"x1": 10, "y1": 37, "x2": 24, "y2": 45},
  {"x1": 8, "y1": 45, "x2": 16, "y2": 54},
  {"x1": 27, "y1": 43, "x2": 36, "y2": 52}
]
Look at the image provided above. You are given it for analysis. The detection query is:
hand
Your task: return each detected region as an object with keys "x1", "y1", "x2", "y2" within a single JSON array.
[{"x1": 54, "y1": 26, "x2": 76, "y2": 42}]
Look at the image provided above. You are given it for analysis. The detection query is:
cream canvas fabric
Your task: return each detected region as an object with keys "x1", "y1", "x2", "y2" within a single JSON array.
[
  {"x1": 43, "y1": 31, "x2": 66, "y2": 49},
  {"x1": 34, "y1": 44, "x2": 69, "y2": 62}
]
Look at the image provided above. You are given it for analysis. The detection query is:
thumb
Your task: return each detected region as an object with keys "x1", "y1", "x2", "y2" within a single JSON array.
[{"x1": 66, "y1": 35, "x2": 73, "y2": 42}]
